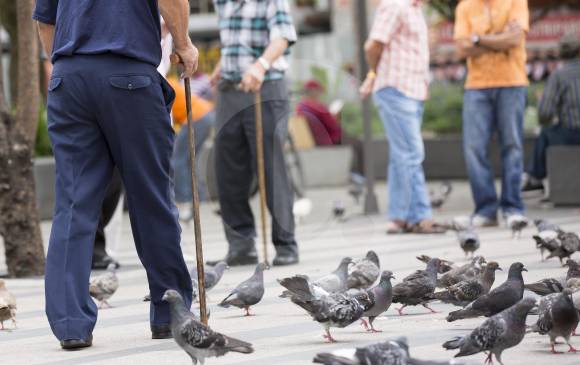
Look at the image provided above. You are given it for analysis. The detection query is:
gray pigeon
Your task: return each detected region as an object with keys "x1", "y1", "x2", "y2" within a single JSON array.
[
  {"x1": 530, "y1": 289, "x2": 579, "y2": 353},
  {"x1": 506, "y1": 214, "x2": 528, "y2": 238},
  {"x1": 357, "y1": 270, "x2": 395, "y2": 332},
  {"x1": 280, "y1": 257, "x2": 353, "y2": 298},
  {"x1": 533, "y1": 233, "x2": 560, "y2": 261},
  {"x1": 278, "y1": 275, "x2": 371, "y2": 343},
  {"x1": 524, "y1": 278, "x2": 564, "y2": 296},
  {"x1": 457, "y1": 228, "x2": 480, "y2": 258},
  {"x1": 89, "y1": 263, "x2": 119, "y2": 309},
  {"x1": 416, "y1": 255, "x2": 454, "y2": 274},
  {"x1": 430, "y1": 181, "x2": 453, "y2": 209},
  {"x1": 443, "y1": 297, "x2": 536, "y2": 365},
  {"x1": 0, "y1": 280, "x2": 16, "y2": 330},
  {"x1": 430, "y1": 261, "x2": 501, "y2": 308},
  {"x1": 447, "y1": 262, "x2": 526, "y2": 322},
  {"x1": 191, "y1": 261, "x2": 229, "y2": 291},
  {"x1": 315, "y1": 337, "x2": 459, "y2": 365},
  {"x1": 392, "y1": 258, "x2": 440, "y2": 315},
  {"x1": 437, "y1": 256, "x2": 486, "y2": 288},
  {"x1": 547, "y1": 230, "x2": 580, "y2": 264},
  {"x1": 347, "y1": 251, "x2": 381, "y2": 289},
  {"x1": 162, "y1": 290, "x2": 253, "y2": 365},
  {"x1": 218, "y1": 263, "x2": 267, "y2": 316}
]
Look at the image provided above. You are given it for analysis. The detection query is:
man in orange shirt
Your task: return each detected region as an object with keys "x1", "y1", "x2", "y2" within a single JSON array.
[
  {"x1": 454, "y1": 0, "x2": 529, "y2": 227},
  {"x1": 167, "y1": 76, "x2": 214, "y2": 220}
]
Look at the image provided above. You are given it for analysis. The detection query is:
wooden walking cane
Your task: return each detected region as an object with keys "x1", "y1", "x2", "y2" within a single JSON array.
[
  {"x1": 254, "y1": 92, "x2": 269, "y2": 265},
  {"x1": 170, "y1": 54, "x2": 208, "y2": 324}
]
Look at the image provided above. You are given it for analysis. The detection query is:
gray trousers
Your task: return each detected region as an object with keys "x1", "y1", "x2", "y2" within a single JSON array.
[{"x1": 214, "y1": 79, "x2": 297, "y2": 255}]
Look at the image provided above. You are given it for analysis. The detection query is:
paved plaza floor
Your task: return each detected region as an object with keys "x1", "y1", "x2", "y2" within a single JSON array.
[{"x1": 0, "y1": 182, "x2": 579, "y2": 365}]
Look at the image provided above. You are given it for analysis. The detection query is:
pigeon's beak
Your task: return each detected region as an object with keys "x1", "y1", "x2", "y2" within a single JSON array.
[
  {"x1": 522, "y1": 268, "x2": 528, "y2": 272},
  {"x1": 161, "y1": 293, "x2": 169, "y2": 302},
  {"x1": 497, "y1": 267, "x2": 503, "y2": 271}
]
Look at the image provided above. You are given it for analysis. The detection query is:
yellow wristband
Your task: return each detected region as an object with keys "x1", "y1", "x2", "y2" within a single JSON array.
[{"x1": 367, "y1": 70, "x2": 377, "y2": 80}]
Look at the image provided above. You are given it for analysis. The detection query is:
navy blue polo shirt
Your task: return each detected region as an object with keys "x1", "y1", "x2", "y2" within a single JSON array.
[{"x1": 33, "y1": 0, "x2": 162, "y2": 67}]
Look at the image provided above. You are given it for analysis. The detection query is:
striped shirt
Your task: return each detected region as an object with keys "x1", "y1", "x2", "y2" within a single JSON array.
[
  {"x1": 539, "y1": 60, "x2": 580, "y2": 130},
  {"x1": 214, "y1": 0, "x2": 297, "y2": 82},
  {"x1": 369, "y1": 0, "x2": 429, "y2": 101}
]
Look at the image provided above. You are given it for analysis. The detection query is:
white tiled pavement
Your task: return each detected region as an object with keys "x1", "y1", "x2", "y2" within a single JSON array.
[{"x1": 0, "y1": 182, "x2": 579, "y2": 365}]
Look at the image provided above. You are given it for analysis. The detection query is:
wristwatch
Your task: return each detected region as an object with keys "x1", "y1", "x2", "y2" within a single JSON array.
[
  {"x1": 258, "y1": 57, "x2": 271, "y2": 71},
  {"x1": 471, "y1": 34, "x2": 481, "y2": 46}
]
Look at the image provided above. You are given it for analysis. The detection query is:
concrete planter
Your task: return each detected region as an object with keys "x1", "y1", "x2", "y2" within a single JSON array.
[
  {"x1": 352, "y1": 135, "x2": 537, "y2": 180},
  {"x1": 33, "y1": 157, "x2": 56, "y2": 221}
]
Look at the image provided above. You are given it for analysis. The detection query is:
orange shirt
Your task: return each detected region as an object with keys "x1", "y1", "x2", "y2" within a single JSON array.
[
  {"x1": 454, "y1": 0, "x2": 530, "y2": 89},
  {"x1": 167, "y1": 77, "x2": 213, "y2": 125}
]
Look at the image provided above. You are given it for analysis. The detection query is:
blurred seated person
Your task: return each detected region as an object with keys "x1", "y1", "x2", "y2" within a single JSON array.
[
  {"x1": 167, "y1": 76, "x2": 215, "y2": 220},
  {"x1": 522, "y1": 35, "x2": 580, "y2": 194},
  {"x1": 296, "y1": 80, "x2": 342, "y2": 146}
]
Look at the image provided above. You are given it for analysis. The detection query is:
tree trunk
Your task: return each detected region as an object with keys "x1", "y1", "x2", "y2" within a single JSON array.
[{"x1": 0, "y1": 0, "x2": 45, "y2": 277}]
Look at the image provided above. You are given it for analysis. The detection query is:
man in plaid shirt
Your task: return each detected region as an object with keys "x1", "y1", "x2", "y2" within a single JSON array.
[
  {"x1": 360, "y1": 0, "x2": 446, "y2": 234},
  {"x1": 209, "y1": 0, "x2": 299, "y2": 266}
]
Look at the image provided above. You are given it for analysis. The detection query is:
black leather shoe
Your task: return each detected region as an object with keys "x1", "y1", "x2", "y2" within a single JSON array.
[
  {"x1": 273, "y1": 247, "x2": 299, "y2": 266},
  {"x1": 92, "y1": 255, "x2": 120, "y2": 270},
  {"x1": 207, "y1": 252, "x2": 258, "y2": 267},
  {"x1": 151, "y1": 324, "x2": 173, "y2": 339},
  {"x1": 60, "y1": 335, "x2": 93, "y2": 350}
]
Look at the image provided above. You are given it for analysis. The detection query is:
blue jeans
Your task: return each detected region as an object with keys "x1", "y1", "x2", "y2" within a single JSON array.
[
  {"x1": 463, "y1": 87, "x2": 527, "y2": 219},
  {"x1": 172, "y1": 111, "x2": 214, "y2": 203},
  {"x1": 373, "y1": 87, "x2": 432, "y2": 224}
]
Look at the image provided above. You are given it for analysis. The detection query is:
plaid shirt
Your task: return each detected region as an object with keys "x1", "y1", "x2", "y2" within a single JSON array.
[
  {"x1": 369, "y1": 0, "x2": 429, "y2": 100},
  {"x1": 214, "y1": 0, "x2": 297, "y2": 81},
  {"x1": 539, "y1": 60, "x2": 580, "y2": 130}
]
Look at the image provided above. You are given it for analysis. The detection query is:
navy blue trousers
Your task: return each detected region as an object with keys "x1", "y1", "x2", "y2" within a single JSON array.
[{"x1": 46, "y1": 54, "x2": 193, "y2": 341}]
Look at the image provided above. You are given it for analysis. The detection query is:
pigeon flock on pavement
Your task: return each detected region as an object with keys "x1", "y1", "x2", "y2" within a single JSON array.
[{"x1": 3, "y1": 216, "x2": 580, "y2": 365}]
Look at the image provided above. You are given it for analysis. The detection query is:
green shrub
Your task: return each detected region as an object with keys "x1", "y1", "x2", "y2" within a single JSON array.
[
  {"x1": 423, "y1": 82, "x2": 464, "y2": 135},
  {"x1": 35, "y1": 104, "x2": 52, "y2": 157}
]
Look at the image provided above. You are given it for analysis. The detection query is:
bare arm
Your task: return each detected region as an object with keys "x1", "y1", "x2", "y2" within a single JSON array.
[
  {"x1": 455, "y1": 39, "x2": 490, "y2": 59},
  {"x1": 479, "y1": 23, "x2": 525, "y2": 52},
  {"x1": 36, "y1": 22, "x2": 55, "y2": 57},
  {"x1": 158, "y1": 0, "x2": 198, "y2": 78},
  {"x1": 240, "y1": 37, "x2": 289, "y2": 93},
  {"x1": 364, "y1": 39, "x2": 384, "y2": 72}
]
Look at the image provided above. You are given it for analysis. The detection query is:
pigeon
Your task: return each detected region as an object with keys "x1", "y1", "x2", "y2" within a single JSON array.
[
  {"x1": 506, "y1": 214, "x2": 528, "y2": 238},
  {"x1": 524, "y1": 278, "x2": 564, "y2": 296},
  {"x1": 392, "y1": 258, "x2": 440, "y2": 315},
  {"x1": 162, "y1": 290, "x2": 253, "y2": 365},
  {"x1": 89, "y1": 263, "x2": 119, "y2": 309},
  {"x1": 314, "y1": 337, "x2": 459, "y2": 365},
  {"x1": 430, "y1": 181, "x2": 452, "y2": 209},
  {"x1": 218, "y1": 263, "x2": 268, "y2": 316},
  {"x1": 443, "y1": 297, "x2": 536, "y2": 365},
  {"x1": 278, "y1": 275, "x2": 371, "y2": 343},
  {"x1": 534, "y1": 219, "x2": 561, "y2": 233},
  {"x1": 191, "y1": 261, "x2": 228, "y2": 291},
  {"x1": 356, "y1": 270, "x2": 395, "y2": 333},
  {"x1": 456, "y1": 228, "x2": 480, "y2": 258},
  {"x1": 533, "y1": 233, "x2": 561, "y2": 261},
  {"x1": 547, "y1": 230, "x2": 580, "y2": 264},
  {"x1": 430, "y1": 261, "x2": 501, "y2": 307},
  {"x1": 416, "y1": 255, "x2": 454, "y2": 274},
  {"x1": 281, "y1": 257, "x2": 353, "y2": 297},
  {"x1": 437, "y1": 256, "x2": 486, "y2": 288},
  {"x1": 0, "y1": 280, "x2": 16, "y2": 330},
  {"x1": 530, "y1": 289, "x2": 579, "y2": 354},
  {"x1": 347, "y1": 251, "x2": 381, "y2": 290},
  {"x1": 447, "y1": 262, "x2": 527, "y2": 322}
]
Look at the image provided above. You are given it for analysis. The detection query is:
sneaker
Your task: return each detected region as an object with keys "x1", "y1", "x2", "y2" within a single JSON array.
[
  {"x1": 521, "y1": 177, "x2": 544, "y2": 193},
  {"x1": 471, "y1": 215, "x2": 499, "y2": 228}
]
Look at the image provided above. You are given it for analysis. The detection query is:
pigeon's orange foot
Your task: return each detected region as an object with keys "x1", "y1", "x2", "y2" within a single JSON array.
[
  {"x1": 568, "y1": 345, "x2": 577, "y2": 353},
  {"x1": 323, "y1": 330, "x2": 337, "y2": 343},
  {"x1": 360, "y1": 319, "x2": 369, "y2": 331}
]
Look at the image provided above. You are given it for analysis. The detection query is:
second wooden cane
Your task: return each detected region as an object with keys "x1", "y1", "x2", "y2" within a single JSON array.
[{"x1": 254, "y1": 92, "x2": 269, "y2": 265}]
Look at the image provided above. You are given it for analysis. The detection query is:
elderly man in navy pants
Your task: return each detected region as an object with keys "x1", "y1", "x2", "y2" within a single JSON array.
[{"x1": 34, "y1": 0, "x2": 197, "y2": 350}]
